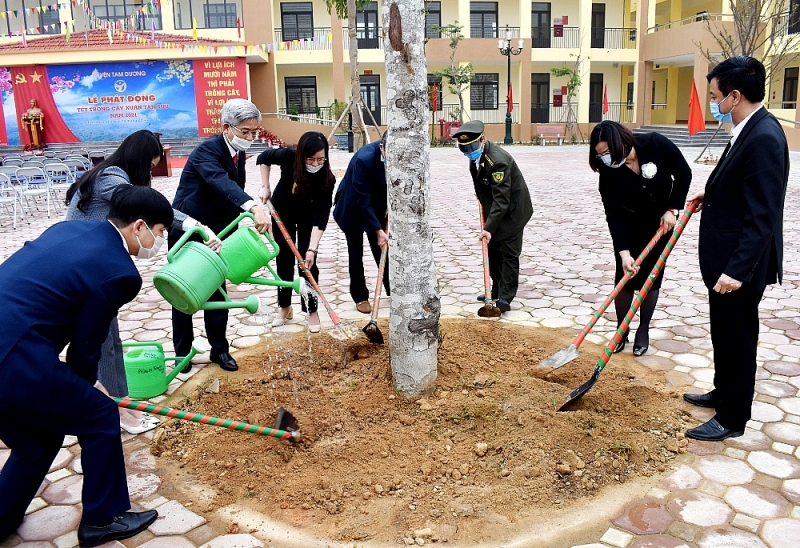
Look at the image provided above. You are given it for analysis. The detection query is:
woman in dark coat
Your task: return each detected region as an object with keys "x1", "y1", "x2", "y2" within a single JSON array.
[
  {"x1": 257, "y1": 132, "x2": 335, "y2": 332},
  {"x1": 589, "y1": 121, "x2": 692, "y2": 356}
]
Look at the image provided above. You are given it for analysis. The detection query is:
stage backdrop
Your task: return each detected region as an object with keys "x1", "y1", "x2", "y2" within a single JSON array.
[{"x1": 0, "y1": 58, "x2": 247, "y2": 145}]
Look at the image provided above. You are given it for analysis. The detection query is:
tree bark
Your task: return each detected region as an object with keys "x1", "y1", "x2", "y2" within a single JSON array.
[
  {"x1": 348, "y1": 0, "x2": 365, "y2": 150},
  {"x1": 384, "y1": 0, "x2": 439, "y2": 395}
]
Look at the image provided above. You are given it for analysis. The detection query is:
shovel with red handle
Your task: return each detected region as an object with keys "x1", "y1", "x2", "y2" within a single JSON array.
[
  {"x1": 477, "y1": 203, "x2": 502, "y2": 318},
  {"x1": 363, "y1": 235, "x2": 388, "y2": 344},
  {"x1": 558, "y1": 200, "x2": 699, "y2": 411}
]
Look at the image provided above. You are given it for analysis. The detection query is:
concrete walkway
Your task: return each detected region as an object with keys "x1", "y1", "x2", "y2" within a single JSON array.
[{"x1": 1, "y1": 144, "x2": 799, "y2": 547}]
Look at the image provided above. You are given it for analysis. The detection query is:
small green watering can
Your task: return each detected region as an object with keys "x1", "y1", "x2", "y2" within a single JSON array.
[
  {"x1": 217, "y1": 212, "x2": 303, "y2": 294},
  {"x1": 153, "y1": 225, "x2": 260, "y2": 315},
  {"x1": 122, "y1": 341, "x2": 205, "y2": 399}
]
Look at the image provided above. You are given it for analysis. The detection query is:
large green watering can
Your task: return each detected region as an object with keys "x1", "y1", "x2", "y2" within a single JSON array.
[
  {"x1": 217, "y1": 212, "x2": 303, "y2": 294},
  {"x1": 153, "y1": 225, "x2": 260, "y2": 315},
  {"x1": 122, "y1": 341, "x2": 205, "y2": 399}
]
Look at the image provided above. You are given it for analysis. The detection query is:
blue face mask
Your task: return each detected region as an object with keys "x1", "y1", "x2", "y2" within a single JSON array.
[
  {"x1": 464, "y1": 148, "x2": 482, "y2": 161},
  {"x1": 598, "y1": 152, "x2": 626, "y2": 169},
  {"x1": 709, "y1": 93, "x2": 734, "y2": 124}
]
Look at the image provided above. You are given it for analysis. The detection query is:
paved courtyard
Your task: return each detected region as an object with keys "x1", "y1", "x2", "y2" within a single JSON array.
[{"x1": 1, "y1": 143, "x2": 800, "y2": 547}]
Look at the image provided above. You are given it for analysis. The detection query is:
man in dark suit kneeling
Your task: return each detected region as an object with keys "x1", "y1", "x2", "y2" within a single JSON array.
[
  {"x1": 684, "y1": 56, "x2": 789, "y2": 441},
  {"x1": 0, "y1": 186, "x2": 174, "y2": 545}
]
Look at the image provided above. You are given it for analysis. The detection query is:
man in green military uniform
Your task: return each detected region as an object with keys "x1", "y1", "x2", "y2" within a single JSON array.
[{"x1": 452, "y1": 120, "x2": 533, "y2": 312}]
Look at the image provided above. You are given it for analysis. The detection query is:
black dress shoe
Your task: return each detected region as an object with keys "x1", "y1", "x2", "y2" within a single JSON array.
[
  {"x1": 78, "y1": 510, "x2": 158, "y2": 547},
  {"x1": 633, "y1": 344, "x2": 649, "y2": 356},
  {"x1": 612, "y1": 335, "x2": 628, "y2": 354},
  {"x1": 683, "y1": 391, "x2": 718, "y2": 408},
  {"x1": 496, "y1": 298, "x2": 511, "y2": 312},
  {"x1": 181, "y1": 362, "x2": 192, "y2": 374},
  {"x1": 686, "y1": 418, "x2": 744, "y2": 442},
  {"x1": 210, "y1": 351, "x2": 238, "y2": 372}
]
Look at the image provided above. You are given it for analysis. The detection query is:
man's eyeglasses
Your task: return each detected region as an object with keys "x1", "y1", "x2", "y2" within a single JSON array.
[{"x1": 232, "y1": 125, "x2": 260, "y2": 138}]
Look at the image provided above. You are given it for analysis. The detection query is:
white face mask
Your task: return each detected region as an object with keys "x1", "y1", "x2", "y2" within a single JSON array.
[
  {"x1": 305, "y1": 163, "x2": 324, "y2": 174},
  {"x1": 230, "y1": 134, "x2": 253, "y2": 152},
  {"x1": 136, "y1": 222, "x2": 165, "y2": 260}
]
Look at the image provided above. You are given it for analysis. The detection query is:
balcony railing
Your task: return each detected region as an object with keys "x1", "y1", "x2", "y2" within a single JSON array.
[
  {"x1": 595, "y1": 28, "x2": 637, "y2": 49},
  {"x1": 275, "y1": 106, "x2": 338, "y2": 126},
  {"x1": 602, "y1": 102, "x2": 635, "y2": 123},
  {"x1": 651, "y1": 103, "x2": 667, "y2": 110},
  {"x1": 470, "y1": 26, "x2": 519, "y2": 39},
  {"x1": 531, "y1": 26, "x2": 580, "y2": 48},
  {"x1": 274, "y1": 27, "x2": 334, "y2": 50},
  {"x1": 425, "y1": 26, "x2": 464, "y2": 40},
  {"x1": 471, "y1": 103, "x2": 520, "y2": 124},
  {"x1": 430, "y1": 104, "x2": 467, "y2": 124},
  {"x1": 767, "y1": 100, "x2": 797, "y2": 109},
  {"x1": 342, "y1": 28, "x2": 383, "y2": 50},
  {"x1": 774, "y1": 12, "x2": 800, "y2": 37},
  {"x1": 648, "y1": 13, "x2": 732, "y2": 33},
  {"x1": 531, "y1": 103, "x2": 578, "y2": 124}
]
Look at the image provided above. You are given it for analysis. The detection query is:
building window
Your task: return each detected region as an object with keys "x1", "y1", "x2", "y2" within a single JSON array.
[
  {"x1": 281, "y1": 2, "x2": 313, "y2": 40},
  {"x1": 470, "y1": 2, "x2": 497, "y2": 38},
  {"x1": 791, "y1": 0, "x2": 800, "y2": 34},
  {"x1": 91, "y1": 0, "x2": 162, "y2": 30},
  {"x1": 425, "y1": 1, "x2": 441, "y2": 38},
  {"x1": 204, "y1": 2, "x2": 237, "y2": 28},
  {"x1": 784, "y1": 67, "x2": 798, "y2": 108},
  {"x1": 37, "y1": 1, "x2": 61, "y2": 34},
  {"x1": 427, "y1": 74, "x2": 443, "y2": 111},
  {"x1": 285, "y1": 77, "x2": 318, "y2": 115},
  {"x1": 470, "y1": 73, "x2": 499, "y2": 110}
]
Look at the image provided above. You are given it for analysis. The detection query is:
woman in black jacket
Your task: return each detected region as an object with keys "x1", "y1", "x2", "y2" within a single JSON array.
[
  {"x1": 257, "y1": 132, "x2": 335, "y2": 332},
  {"x1": 589, "y1": 121, "x2": 692, "y2": 356}
]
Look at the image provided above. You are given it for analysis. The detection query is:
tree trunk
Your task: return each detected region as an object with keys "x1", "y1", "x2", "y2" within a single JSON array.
[
  {"x1": 384, "y1": 0, "x2": 439, "y2": 395},
  {"x1": 348, "y1": 0, "x2": 365, "y2": 150}
]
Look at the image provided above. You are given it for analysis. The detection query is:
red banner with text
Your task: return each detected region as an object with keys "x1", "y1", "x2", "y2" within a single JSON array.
[{"x1": 192, "y1": 58, "x2": 248, "y2": 137}]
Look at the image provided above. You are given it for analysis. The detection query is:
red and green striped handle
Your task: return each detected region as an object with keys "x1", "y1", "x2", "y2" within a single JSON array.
[
  {"x1": 573, "y1": 226, "x2": 667, "y2": 348},
  {"x1": 266, "y1": 201, "x2": 342, "y2": 326},
  {"x1": 478, "y1": 204, "x2": 492, "y2": 303},
  {"x1": 115, "y1": 397, "x2": 299, "y2": 441},
  {"x1": 597, "y1": 200, "x2": 699, "y2": 371}
]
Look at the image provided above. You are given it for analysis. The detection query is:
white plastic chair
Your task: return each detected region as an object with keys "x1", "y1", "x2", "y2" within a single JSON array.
[
  {"x1": 45, "y1": 163, "x2": 74, "y2": 205},
  {"x1": 63, "y1": 158, "x2": 90, "y2": 182},
  {"x1": 17, "y1": 166, "x2": 55, "y2": 217},
  {"x1": 0, "y1": 173, "x2": 24, "y2": 229}
]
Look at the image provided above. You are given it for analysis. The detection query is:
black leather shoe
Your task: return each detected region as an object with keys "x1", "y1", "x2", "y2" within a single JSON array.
[
  {"x1": 683, "y1": 391, "x2": 718, "y2": 408},
  {"x1": 78, "y1": 510, "x2": 158, "y2": 547},
  {"x1": 496, "y1": 298, "x2": 511, "y2": 312},
  {"x1": 686, "y1": 418, "x2": 744, "y2": 442},
  {"x1": 633, "y1": 344, "x2": 649, "y2": 356},
  {"x1": 210, "y1": 351, "x2": 238, "y2": 372},
  {"x1": 180, "y1": 362, "x2": 192, "y2": 374},
  {"x1": 612, "y1": 335, "x2": 628, "y2": 354}
]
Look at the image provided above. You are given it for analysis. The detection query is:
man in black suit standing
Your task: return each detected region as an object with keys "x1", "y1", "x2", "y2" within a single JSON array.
[
  {"x1": 684, "y1": 56, "x2": 789, "y2": 441},
  {"x1": 171, "y1": 98, "x2": 270, "y2": 373}
]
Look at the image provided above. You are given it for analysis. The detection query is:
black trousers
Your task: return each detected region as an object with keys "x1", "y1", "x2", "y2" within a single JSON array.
[
  {"x1": 709, "y1": 284, "x2": 765, "y2": 431},
  {"x1": 487, "y1": 230, "x2": 524, "y2": 302},
  {"x1": 344, "y1": 229, "x2": 389, "y2": 303},
  {"x1": 273, "y1": 218, "x2": 318, "y2": 312},
  {"x1": 0, "y1": 350, "x2": 129, "y2": 534}
]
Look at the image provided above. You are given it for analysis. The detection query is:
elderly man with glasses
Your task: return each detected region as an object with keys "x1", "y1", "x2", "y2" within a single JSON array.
[
  {"x1": 170, "y1": 98, "x2": 271, "y2": 374},
  {"x1": 452, "y1": 120, "x2": 533, "y2": 312}
]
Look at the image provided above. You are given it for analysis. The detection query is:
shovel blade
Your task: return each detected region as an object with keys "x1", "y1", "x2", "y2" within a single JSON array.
[
  {"x1": 477, "y1": 304, "x2": 502, "y2": 318},
  {"x1": 329, "y1": 321, "x2": 361, "y2": 341},
  {"x1": 537, "y1": 344, "x2": 580, "y2": 369},
  {"x1": 275, "y1": 406, "x2": 301, "y2": 437},
  {"x1": 363, "y1": 321, "x2": 385, "y2": 344},
  {"x1": 558, "y1": 366, "x2": 602, "y2": 411}
]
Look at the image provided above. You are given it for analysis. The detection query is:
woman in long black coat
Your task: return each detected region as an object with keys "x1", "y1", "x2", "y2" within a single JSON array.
[{"x1": 589, "y1": 121, "x2": 692, "y2": 356}]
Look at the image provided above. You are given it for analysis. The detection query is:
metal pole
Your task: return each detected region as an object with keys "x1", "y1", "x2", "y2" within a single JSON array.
[{"x1": 504, "y1": 51, "x2": 513, "y2": 144}]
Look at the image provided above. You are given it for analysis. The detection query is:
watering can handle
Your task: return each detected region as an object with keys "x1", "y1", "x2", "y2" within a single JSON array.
[
  {"x1": 166, "y1": 225, "x2": 209, "y2": 264},
  {"x1": 216, "y1": 211, "x2": 280, "y2": 257},
  {"x1": 121, "y1": 341, "x2": 165, "y2": 353}
]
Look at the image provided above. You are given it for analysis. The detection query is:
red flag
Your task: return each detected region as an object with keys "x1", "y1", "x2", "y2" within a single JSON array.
[
  {"x1": 237, "y1": 17, "x2": 241, "y2": 38},
  {"x1": 431, "y1": 82, "x2": 438, "y2": 112},
  {"x1": 602, "y1": 84, "x2": 609, "y2": 115},
  {"x1": 688, "y1": 78, "x2": 706, "y2": 136},
  {"x1": 507, "y1": 82, "x2": 513, "y2": 113}
]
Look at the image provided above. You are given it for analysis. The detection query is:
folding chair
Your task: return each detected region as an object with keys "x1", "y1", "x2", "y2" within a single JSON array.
[
  {"x1": 22, "y1": 160, "x2": 45, "y2": 169},
  {"x1": 88, "y1": 151, "x2": 105, "y2": 166},
  {"x1": 17, "y1": 166, "x2": 56, "y2": 218},
  {"x1": 41, "y1": 158, "x2": 62, "y2": 166},
  {"x1": 45, "y1": 163, "x2": 74, "y2": 206},
  {"x1": 63, "y1": 158, "x2": 90, "y2": 182},
  {"x1": 2, "y1": 157, "x2": 23, "y2": 167},
  {"x1": 42, "y1": 151, "x2": 57, "y2": 158},
  {"x1": 0, "y1": 173, "x2": 24, "y2": 229}
]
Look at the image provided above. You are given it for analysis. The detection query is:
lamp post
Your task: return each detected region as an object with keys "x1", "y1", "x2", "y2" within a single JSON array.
[{"x1": 498, "y1": 29, "x2": 523, "y2": 145}]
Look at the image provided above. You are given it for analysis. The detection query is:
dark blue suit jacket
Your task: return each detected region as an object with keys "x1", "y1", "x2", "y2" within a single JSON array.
[
  {"x1": 699, "y1": 108, "x2": 788, "y2": 291},
  {"x1": 172, "y1": 134, "x2": 250, "y2": 234},
  {"x1": 333, "y1": 141, "x2": 387, "y2": 233},
  {"x1": 0, "y1": 221, "x2": 141, "y2": 407}
]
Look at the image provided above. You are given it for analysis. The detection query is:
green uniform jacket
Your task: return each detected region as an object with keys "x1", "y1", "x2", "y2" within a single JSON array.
[{"x1": 469, "y1": 140, "x2": 533, "y2": 241}]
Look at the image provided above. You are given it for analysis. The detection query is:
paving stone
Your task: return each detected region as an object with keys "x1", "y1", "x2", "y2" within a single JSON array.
[
  {"x1": 696, "y1": 525, "x2": 767, "y2": 548},
  {"x1": 659, "y1": 465, "x2": 703, "y2": 491},
  {"x1": 127, "y1": 472, "x2": 162, "y2": 501},
  {"x1": 628, "y1": 536, "x2": 688, "y2": 548},
  {"x1": 25, "y1": 497, "x2": 47, "y2": 515},
  {"x1": 695, "y1": 455, "x2": 756, "y2": 485},
  {"x1": 52, "y1": 531, "x2": 82, "y2": 548},
  {"x1": 748, "y1": 451, "x2": 800, "y2": 479},
  {"x1": 764, "y1": 360, "x2": 800, "y2": 376},
  {"x1": 127, "y1": 447, "x2": 157, "y2": 471},
  {"x1": 637, "y1": 354, "x2": 679, "y2": 371},
  {"x1": 756, "y1": 380, "x2": 797, "y2": 398},
  {"x1": 598, "y1": 528, "x2": 633, "y2": 548},
  {"x1": 724, "y1": 484, "x2": 791, "y2": 519},
  {"x1": 652, "y1": 339, "x2": 692, "y2": 353},
  {"x1": 761, "y1": 517, "x2": 800, "y2": 548},
  {"x1": 199, "y1": 535, "x2": 266, "y2": 548},
  {"x1": 41, "y1": 474, "x2": 83, "y2": 505},
  {"x1": 672, "y1": 353, "x2": 711, "y2": 368},
  {"x1": 17, "y1": 505, "x2": 81, "y2": 541},
  {"x1": 778, "y1": 397, "x2": 800, "y2": 416},
  {"x1": 752, "y1": 401, "x2": 786, "y2": 423},
  {"x1": 138, "y1": 537, "x2": 197, "y2": 548},
  {"x1": 764, "y1": 422, "x2": 800, "y2": 445},
  {"x1": 47, "y1": 448, "x2": 72, "y2": 473},
  {"x1": 148, "y1": 500, "x2": 206, "y2": 535},
  {"x1": 612, "y1": 500, "x2": 673, "y2": 534},
  {"x1": 731, "y1": 513, "x2": 761, "y2": 533},
  {"x1": 15, "y1": 542, "x2": 56, "y2": 548},
  {"x1": 667, "y1": 492, "x2": 732, "y2": 527}
]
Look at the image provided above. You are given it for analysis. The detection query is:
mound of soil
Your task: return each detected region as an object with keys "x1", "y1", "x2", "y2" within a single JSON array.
[{"x1": 153, "y1": 319, "x2": 690, "y2": 545}]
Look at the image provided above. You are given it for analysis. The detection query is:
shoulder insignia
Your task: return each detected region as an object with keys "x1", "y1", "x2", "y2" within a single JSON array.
[
  {"x1": 484, "y1": 154, "x2": 495, "y2": 166},
  {"x1": 492, "y1": 171, "x2": 504, "y2": 183}
]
